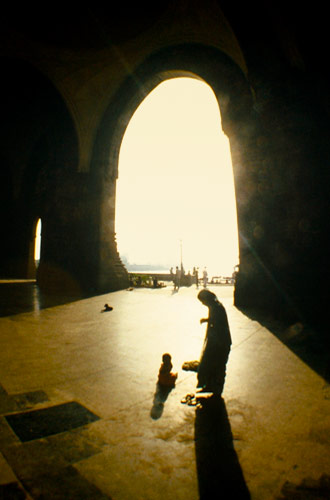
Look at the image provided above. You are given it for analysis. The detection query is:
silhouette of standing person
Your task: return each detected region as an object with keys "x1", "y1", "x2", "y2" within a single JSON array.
[
  {"x1": 193, "y1": 266, "x2": 199, "y2": 289},
  {"x1": 197, "y1": 289, "x2": 231, "y2": 396},
  {"x1": 175, "y1": 266, "x2": 181, "y2": 290}
]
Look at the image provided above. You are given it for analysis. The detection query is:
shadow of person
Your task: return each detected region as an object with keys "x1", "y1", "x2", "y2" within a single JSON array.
[
  {"x1": 150, "y1": 382, "x2": 174, "y2": 420},
  {"x1": 195, "y1": 396, "x2": 251, "y2": 499}
]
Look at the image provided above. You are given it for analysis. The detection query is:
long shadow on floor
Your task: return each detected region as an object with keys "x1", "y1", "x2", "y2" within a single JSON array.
[
  {"x1": 195, "y1": 397, "x2": 250, "y2": 499},
  {"x1": 150, "y1": 383, "x2": 173, "y2": 420},
  {"x1": 0, "y1": 281, "x2": 93, "y2": 317},
  {"x1": 238, "y1": 306, "x2": 330, "y2": 384}
]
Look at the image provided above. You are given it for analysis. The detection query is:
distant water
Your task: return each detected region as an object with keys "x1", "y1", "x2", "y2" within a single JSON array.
[
  {"x1": 127, "y1": 268, "x2": 169, "y2": 274},
  {"x1": 126, "y1": 268, "x2": 234, "y2": 278}
]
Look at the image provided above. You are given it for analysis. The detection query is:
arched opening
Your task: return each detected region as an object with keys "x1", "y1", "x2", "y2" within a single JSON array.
[
  {"x1": 34, "y1": 218, "x2": 42, "y2": 267},
  {"x1": 0, "y1": 57, "x2": 79, "y2": 289},
  {"x1": 115, "y1": 77, "x2": 239, "y2": 281},
  {"x1": 92, "y1": 43, "x2": 254, "y2": 295},
  {"x1": 26, "y1": 217, "x2": 42, "y2": 279}
]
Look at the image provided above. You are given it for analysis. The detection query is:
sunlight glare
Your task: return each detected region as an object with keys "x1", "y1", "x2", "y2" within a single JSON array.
[{"x1": 115, "y1": 77, "x2": 239, "y2": 277}]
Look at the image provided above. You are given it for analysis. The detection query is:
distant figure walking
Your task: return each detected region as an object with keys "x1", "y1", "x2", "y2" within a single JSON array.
[
  {"x1": 202, "y1": 267, "x2": 208, "y2": 288},
  {"x1": 158, "y1": 353, "x2": 178, "y2": 388},
  {"x1": 170, "y1": 267, "x2": 175, "y2": 289},
  {"x1": 175, "y1": 266, "x2": 181, "y2": 290},
  {"x1": 193, "y1": 267, "x2": 199, "y2": 289},
  {"x1": 197, "y1": 289, "x2": 232, "y2": 396}
]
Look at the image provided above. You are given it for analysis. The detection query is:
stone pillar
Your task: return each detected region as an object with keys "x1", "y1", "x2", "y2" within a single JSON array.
[
  {"x1": 36, "y1": 170, "x2": 100, "y2": 295},
  {"x1": 94, "y1": 164, "x2": 129, "y2": 293},
  {"x1": 224, "y1": 105, "x2": 296, "y2": 319}
]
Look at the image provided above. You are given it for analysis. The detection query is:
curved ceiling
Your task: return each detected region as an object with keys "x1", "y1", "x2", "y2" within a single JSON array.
[{"x1": 2, "y1": 5, "x2": 170, "y2": 48}]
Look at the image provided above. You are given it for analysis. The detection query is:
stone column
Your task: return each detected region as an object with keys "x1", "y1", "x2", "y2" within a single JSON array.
[
  {"x1": 224, "y1": 105, "x2": 292, "y2": 316},
  {"x1": 36, "y1": 170, "x2": 101, "y2": 295},
  {"x1": 95, "y1": 164, "x2": 129, "y2": 293}
]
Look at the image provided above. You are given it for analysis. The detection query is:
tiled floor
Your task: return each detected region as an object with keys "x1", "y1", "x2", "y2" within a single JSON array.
[{"x1": 0, "y1": 282, "x2": 329, "y2": 499}]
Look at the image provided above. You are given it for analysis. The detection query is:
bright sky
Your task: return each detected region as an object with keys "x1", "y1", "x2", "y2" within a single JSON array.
[{"x1": 115, "y1": 77, "x2": 239, "y2": 277}]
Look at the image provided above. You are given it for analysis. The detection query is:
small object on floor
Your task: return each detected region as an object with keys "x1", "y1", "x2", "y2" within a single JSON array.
[
  {"x1": 182, "y1": 360, "x2": 200, "y2": 372},
  {"x1": 195, "y1": 391, "x2": 213, "y2": 399},
  {"x1": 181, "y1": 393, "x2": 199, "y2": 406},
  {"x1": 181, "y1": 391, "x2": 214, "y2": 408},
  {"x1": 102, "y1": 304, "x2": 113, "y2": 312},
  {"x1": 181, "y1": 393, "x2": 195, "y2": 404}
]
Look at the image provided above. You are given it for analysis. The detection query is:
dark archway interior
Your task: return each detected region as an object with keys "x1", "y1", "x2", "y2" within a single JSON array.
[{"x1": 0, "y1": 59, "x2": 83, "y2": 291}]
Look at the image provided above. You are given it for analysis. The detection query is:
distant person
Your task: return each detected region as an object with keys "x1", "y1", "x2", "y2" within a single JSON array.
[
  {"x1": 193, "y1": 266, "x2": 199, "y2": 289},
  {"x1": 232, "y1": 264, "x2": 239, "y2": 284},
  {"x1": 175, "y1": 266, "x2": 181, "y2": 290},
  {"x1": 170, "y1": 267, "x2": 175, "y2": 288},
  {"x1": 202, "y1": 267, "x2": 208, "y2": 288},
  {"x1": 197, "y1": 289, "x2": 232, "y2": 396},
  {"x1": 158, "y1": 353, "x2": 178, "y2": 388}
]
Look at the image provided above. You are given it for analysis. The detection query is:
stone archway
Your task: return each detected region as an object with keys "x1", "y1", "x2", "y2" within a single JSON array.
[
  {"x1": 91, "y1": 44, "x2": 257, "y2": 297},
  {"x1": 0, "y1": 58, "x2": 80, "y2": 291}
]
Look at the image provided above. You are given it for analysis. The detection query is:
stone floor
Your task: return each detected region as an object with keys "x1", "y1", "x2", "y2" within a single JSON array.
[{"x1": 0, "y1": 282, "x2": 330, "y2": 499}]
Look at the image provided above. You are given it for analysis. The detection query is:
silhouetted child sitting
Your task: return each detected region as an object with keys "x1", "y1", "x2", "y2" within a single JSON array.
[{"x1": 158, "y1": 353, "x2": 178, "y2": 388}]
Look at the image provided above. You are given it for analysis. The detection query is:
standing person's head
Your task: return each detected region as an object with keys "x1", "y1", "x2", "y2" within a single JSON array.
[{"x1": 197, "y1": 289, "x2": 217, "y2": 306}]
